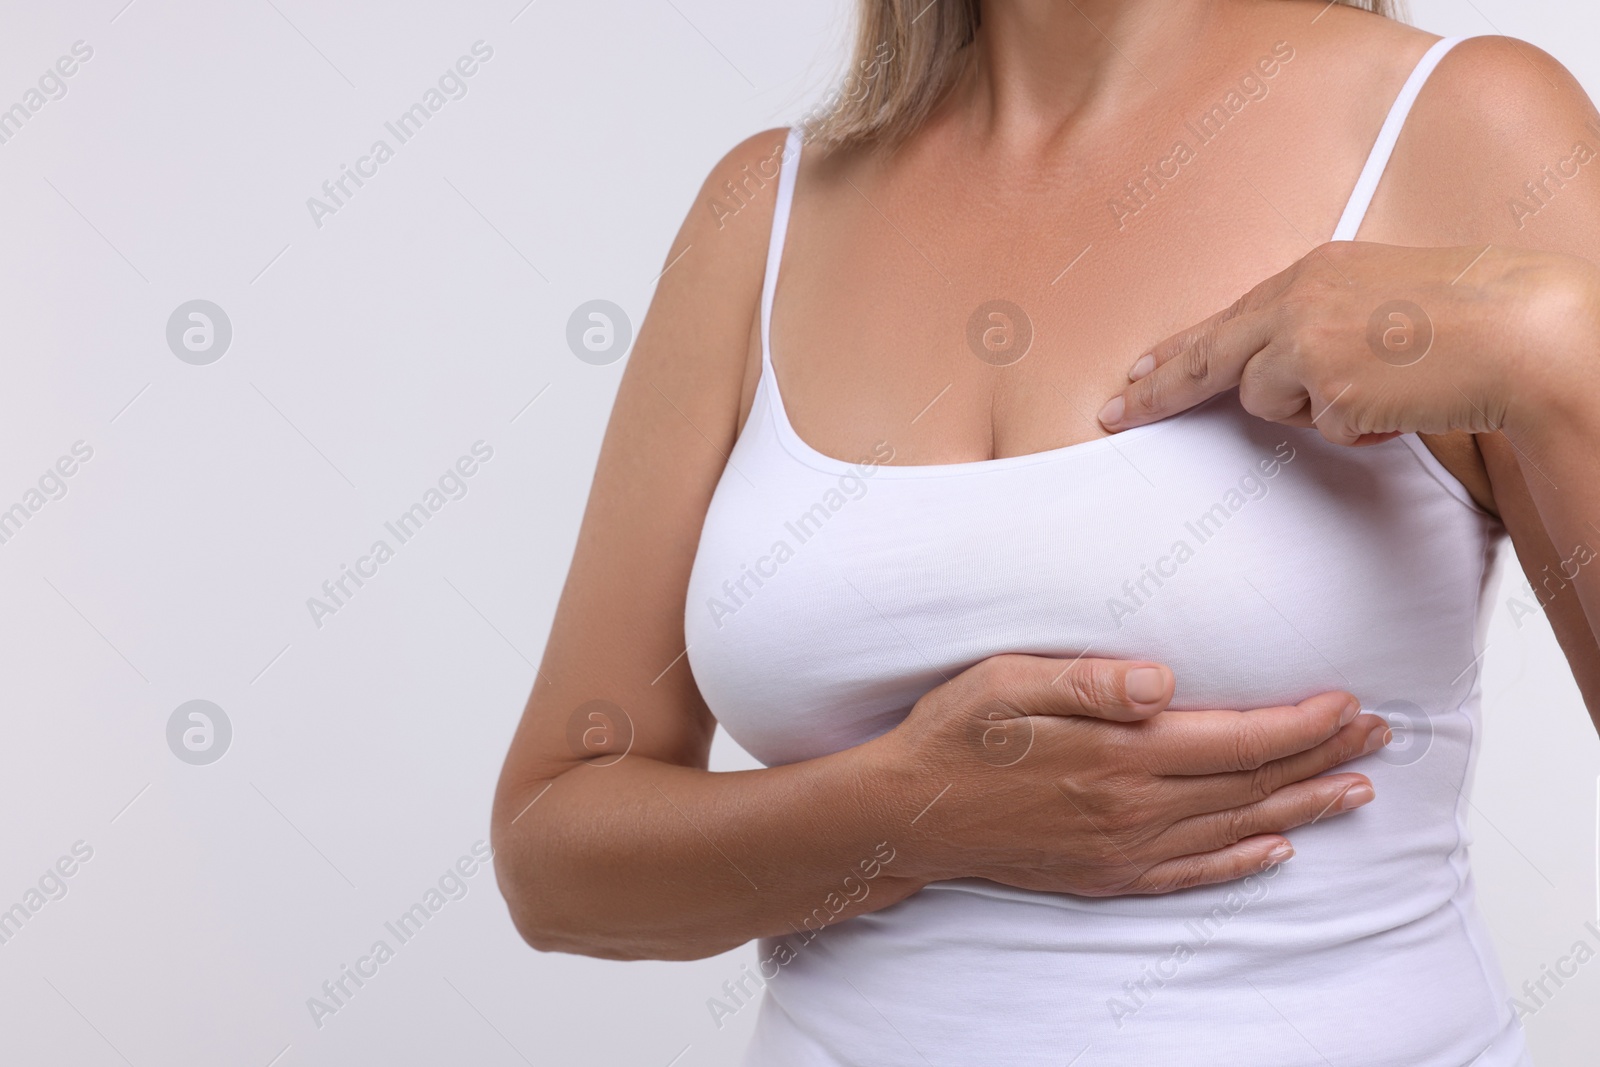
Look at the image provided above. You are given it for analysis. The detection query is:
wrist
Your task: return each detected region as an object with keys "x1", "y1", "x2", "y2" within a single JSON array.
[{"x1": 852, "y1": 721, "x2": 957, "y2": 888}]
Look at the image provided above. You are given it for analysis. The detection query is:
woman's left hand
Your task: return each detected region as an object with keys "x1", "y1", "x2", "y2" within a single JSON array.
[{"x1": 1096, "y1": 241, "x2": 1600, "y2": 446}]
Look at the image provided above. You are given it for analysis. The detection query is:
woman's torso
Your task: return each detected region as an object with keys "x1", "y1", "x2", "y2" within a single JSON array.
[
  {"x1": 690, "y1": 373, "x2": 1513, "y2": 1065},
  {"x1": 685, "y1": 14, "x2": 1526, "y2": 1067}
]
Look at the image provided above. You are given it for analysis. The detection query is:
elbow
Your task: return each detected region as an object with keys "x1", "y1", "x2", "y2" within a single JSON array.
[
  {"x1": 490, "y1": 775, "x2": 605, "y2": 956},
  {"x1": 498, "y1": 886, "x2": 607, "y2": 958},
  {"x1": 490, "y1": 814, "x2": 593, "y2": 956},
  {"x1": 493, "y1": 858, "x2": 595, "y2": 957},
  {"x1": 491, "y1": 811, "x2": 703, "y2": 962},
  {"x1": 491, "y1": 843, "x2": 739, "y2": 962},
  {"x1": 490, "y1": 779, "x2": 744, "y2": 962},
  {"x1": 494, "y1": 864, "x2": 723, "y2": 962}
]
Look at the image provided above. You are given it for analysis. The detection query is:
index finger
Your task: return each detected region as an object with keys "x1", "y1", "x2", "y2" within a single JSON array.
[
  {"x1": 1136, "y1": 690, "x2": 1362, "y2": 775},
  {"x1": 1097, "y1": 292, "x2": 1273, "y2": 432}
]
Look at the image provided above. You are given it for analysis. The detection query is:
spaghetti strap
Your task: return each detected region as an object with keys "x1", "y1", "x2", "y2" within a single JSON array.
[
  {"x1": 760, "y1": 127, "x2": 805, "y2": 376},
  {"x1": 1330, "y1": 36, "x2": 1466, "y2": 241}
]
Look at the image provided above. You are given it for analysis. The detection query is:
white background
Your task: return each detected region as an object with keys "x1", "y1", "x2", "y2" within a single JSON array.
[{"x1": 1, "y1": 0, "x2": 1597, "y2": 1064}]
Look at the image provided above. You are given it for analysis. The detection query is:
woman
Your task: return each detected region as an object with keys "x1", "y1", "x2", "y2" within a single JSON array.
[{"x1": 493, "y1": 1, "x2": 1600, "y2": 1063}]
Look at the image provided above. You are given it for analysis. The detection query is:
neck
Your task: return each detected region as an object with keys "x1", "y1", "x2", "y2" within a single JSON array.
[{"x1": 957, "y1": 0, "x2": 1226, "y2": 148}]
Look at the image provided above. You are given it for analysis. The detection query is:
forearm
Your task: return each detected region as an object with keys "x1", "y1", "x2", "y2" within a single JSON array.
[{"x1": 490, "y1": 734, "x2": 936, "y2": 961}]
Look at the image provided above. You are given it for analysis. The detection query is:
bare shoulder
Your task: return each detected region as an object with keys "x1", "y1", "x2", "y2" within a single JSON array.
[
  {"x1": 687, "y1": 127, "x2": 791, "y2": 252},
  {"x1": 660, "y1": 126, "x2": 790, "y2": 329},
  {"x1": 633, "y1": 127, "x2": 790, "y2": 440},
  {"x1": 1356, "y1": 33, "x2": 1600, "y2": 514},
  {"x1": 1369, "y1": 34, "x2": 1600, "y2": 249},
  {"x1": 1409, "y1": 33, "x2": 1594, "y2": 134}
]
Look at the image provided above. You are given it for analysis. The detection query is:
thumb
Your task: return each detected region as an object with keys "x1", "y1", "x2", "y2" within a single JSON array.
[{"x1": 981, "y1": 654, "x2": 1175, "y2": 723}]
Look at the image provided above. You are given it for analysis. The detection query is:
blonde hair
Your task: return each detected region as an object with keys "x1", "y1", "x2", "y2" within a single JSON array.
[{"x1": 804, "y1": 0, "x2": 1407, "y2": 149}]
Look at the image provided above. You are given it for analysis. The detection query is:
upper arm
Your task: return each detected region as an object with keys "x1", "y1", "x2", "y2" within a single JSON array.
[
  {"x1": 492, "y1": 129, "x2": 789, "y2": 815},
  {"x1": 1479, "y1": 433, "x2": 1600, "y2": 721},
  {"x1": 1369, "y1": 36, "x2": 1600, "y2": 713},
  {"x1": 1367, "y1": 34, "x2": 1600, "y2": 256}
]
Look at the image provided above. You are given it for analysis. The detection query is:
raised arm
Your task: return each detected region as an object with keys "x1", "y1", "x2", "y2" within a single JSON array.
[{"x1": 1097, "y1": 38, "x2": 1600, "y2": 728}]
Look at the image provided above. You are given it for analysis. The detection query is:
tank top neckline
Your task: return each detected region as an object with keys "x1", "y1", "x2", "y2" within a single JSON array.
[{"x1": 754, "y1": 35, "x2": 1467, "y2": 482}]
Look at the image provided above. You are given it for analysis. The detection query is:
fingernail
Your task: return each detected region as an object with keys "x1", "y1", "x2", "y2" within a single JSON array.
[
  {"x1": 1339, "y1": 700, "x2": 1360, "y2": 726},
  {"x1": 1125, "y1": 666, "x2": 1166, "y2": 704},
  {"x1": 1337, "y1": 783, "x2": 1375, "y2": 811},
  {"x1": 1362, "y1": 727, "x2": 1393, "y2": 755},
  {"x1": 1128, "y1": 353, "x2": 1156, "y2": 381},
  {"x1": 1265, "y1": 842, "x2": 1294, "y2": 865},
  {"x1": 1098, "y1": 395, "x2": 1125, "y2": 428}
]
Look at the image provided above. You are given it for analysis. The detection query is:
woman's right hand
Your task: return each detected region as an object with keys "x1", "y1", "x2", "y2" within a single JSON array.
[{"x1": 875, "y1": 653, "x2": 1391, "y2": 896}]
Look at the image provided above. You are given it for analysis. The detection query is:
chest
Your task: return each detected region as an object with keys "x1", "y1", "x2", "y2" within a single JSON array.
[
  {"x1": 763, "y1": 124, "x2": 1362, "y2": 469},
  {"x1": 687, "y1": 390, "x2": 1497, "y2": 767}
]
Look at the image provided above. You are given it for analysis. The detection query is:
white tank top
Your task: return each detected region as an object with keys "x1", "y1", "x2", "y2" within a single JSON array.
[{"x1": 685, "y1": 36, "x2": 1531, "y2": 1067}]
